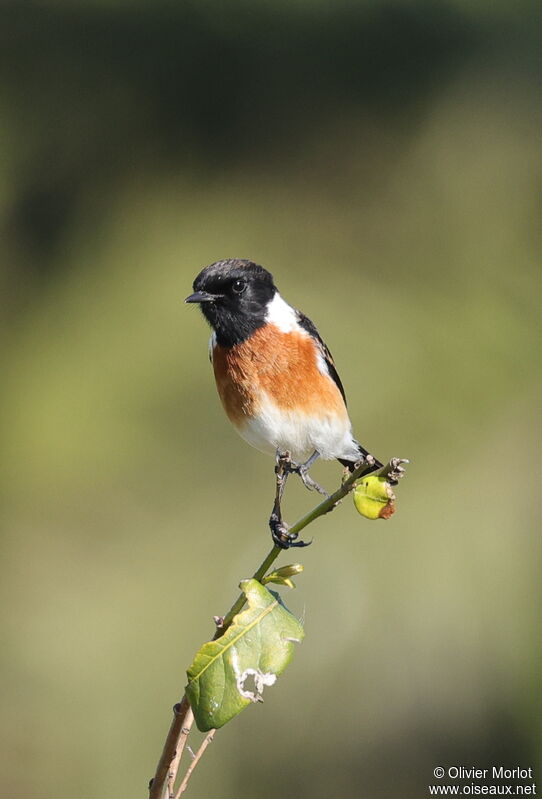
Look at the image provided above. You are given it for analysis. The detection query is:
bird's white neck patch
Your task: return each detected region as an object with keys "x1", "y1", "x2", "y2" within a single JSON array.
[
  {"x1": 265, "y1": 292, "x2": 300, "y2": 333},
  {"x1": 208, "y1": 331, "x2": 217, "y2": 361}
]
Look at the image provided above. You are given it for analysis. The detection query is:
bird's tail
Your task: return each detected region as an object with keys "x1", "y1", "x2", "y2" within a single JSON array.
[{"x1": 338, "y1": 441, "x2": 383, "y2": 474}]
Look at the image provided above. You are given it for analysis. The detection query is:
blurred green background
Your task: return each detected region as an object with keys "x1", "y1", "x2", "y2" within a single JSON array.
[{"x1": 1, "y1": 1, "x2": 541, "y2": 797}]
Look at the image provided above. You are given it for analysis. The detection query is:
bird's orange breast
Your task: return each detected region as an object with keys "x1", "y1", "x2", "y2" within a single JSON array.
[{"x1": 212, "y1": 326, "x2": 347, "y2": 427}]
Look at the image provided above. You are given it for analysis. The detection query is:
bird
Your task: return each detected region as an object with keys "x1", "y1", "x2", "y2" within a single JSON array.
[{"x1": 185, "y1": 258, "x2": 383, "y2": 548}]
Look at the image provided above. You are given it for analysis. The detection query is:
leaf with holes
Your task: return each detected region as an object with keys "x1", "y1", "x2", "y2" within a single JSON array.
[
  {"x1": 353, "y1": 474, "x2": 396, "y2": 520},
  {"x1": 185, "y1": 578, "x2": 305, "y2": 731}
]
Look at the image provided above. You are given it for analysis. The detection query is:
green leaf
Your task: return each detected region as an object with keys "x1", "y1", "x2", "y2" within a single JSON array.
[
  {"x1": 186, "y1": 579, "x2": 305, "y2": 731},
  {"x1": 264, "y1": 575, "x2": 296, "y2": 588},
  {"x1": 262, "y1": 563, "x2": 304, "y2": 589},
  {"x1": 353, "y1": 474, "x2": 396, "y2": 520}
]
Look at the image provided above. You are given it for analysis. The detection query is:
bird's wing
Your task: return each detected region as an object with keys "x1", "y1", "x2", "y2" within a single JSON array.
[{"x1": 295, "y1": 310, "x2": 347, "y2": 407}]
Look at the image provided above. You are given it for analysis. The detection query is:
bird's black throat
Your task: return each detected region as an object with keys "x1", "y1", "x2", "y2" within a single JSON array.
[
  {"x1": 200, "y1": 297, "x2": 269, "y2": 347},
  {"x1": 192, "y1": 258, "x2": 276, "y2": 347}
]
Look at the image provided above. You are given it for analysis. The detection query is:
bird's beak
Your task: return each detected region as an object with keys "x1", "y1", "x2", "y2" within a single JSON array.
[{"x1": 184, "y1": 290, "x2": 222, "y2": 304}]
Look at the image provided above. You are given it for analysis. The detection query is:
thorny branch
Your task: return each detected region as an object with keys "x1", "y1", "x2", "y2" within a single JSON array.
[{"x1": 148, "y1": 455, "x2": 408, "y2": 798}]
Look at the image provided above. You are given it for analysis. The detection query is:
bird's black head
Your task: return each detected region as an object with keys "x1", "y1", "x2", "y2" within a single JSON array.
[{"x1": 185, "y1": 259, "x2": 277, "y2": 346}]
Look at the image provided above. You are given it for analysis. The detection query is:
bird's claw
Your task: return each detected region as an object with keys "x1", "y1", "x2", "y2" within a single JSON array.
[
  {"x1": 269, "y1": 515, "x2": 311, "y2": 549},
  {"x1": 275, "y1": 451, "x2": 293, "y2": 473},
  {"x1": 296, "y1": 465, "x2": 329, "y2": 497},
  {"x1": 276, "y1": 451, "x2": 328, "y2": 496}
]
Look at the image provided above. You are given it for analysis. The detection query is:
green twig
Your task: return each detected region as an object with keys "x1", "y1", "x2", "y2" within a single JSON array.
[
  {"x1": 149, "y1": 455, "x2": 402, "y2": 798},
  {"x1": 219, "y1": 455, "x2": 381, "y2": 632}
]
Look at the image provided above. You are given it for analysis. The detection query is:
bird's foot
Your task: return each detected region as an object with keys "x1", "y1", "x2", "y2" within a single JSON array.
[
  {"x1": 269, "y1": 515, "x2": 312, "y2": 549},
  {"x1": 275, "y1": 450, "x2": 293, "y2": 473},
  {"x1": 295, "y1": 464, "x2": 329, "y2": 496},
  {"x1": 276, "y1": 450, "x2": 328, "y2": 496}
]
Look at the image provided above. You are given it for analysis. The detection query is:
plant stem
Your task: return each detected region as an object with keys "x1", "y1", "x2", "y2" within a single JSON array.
[
  {"x1": 149, "y1": 456, "x2": 397, "y2": 798},
  {"x1": 149, "y1": 697, "x2": 194, "y2": 799},
  {"x1": 167, "y1": 703, "x2": 195, "y2": 799},
  {"x1": 219, "y1": 456, "x2": 378, "y2": 630},
  {"x1": 173, "y1": 730, "x2": 216, "y2": 798}
]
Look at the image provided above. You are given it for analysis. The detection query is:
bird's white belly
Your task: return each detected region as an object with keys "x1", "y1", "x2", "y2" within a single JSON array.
[{"x1": 237, "y1": 392, "x2": 359, "y2": 461}]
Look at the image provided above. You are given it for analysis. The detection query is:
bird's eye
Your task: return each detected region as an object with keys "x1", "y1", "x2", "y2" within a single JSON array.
[{"x1": 232, "y1": 279, "x2": 247, "y2": 295}]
